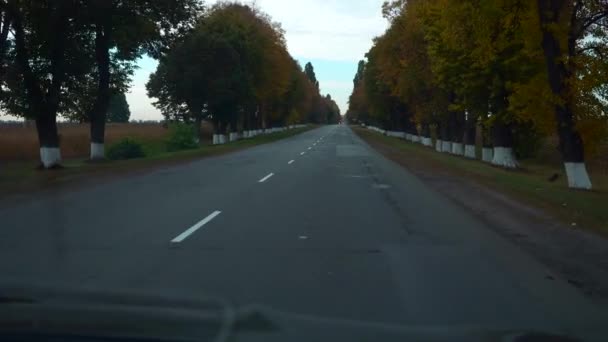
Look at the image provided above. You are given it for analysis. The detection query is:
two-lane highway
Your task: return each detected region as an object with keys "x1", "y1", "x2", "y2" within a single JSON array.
[{"x1": 1, "y1": 125, "x2": 607, "y2": 339}]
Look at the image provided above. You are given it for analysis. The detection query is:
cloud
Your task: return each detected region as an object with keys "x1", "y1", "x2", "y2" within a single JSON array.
[{"x1": 253, "y1": 0, "x2": 387, "y2": 61}]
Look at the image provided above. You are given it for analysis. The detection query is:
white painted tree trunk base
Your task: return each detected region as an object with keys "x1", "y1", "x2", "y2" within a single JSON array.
[
  {"x1": 40, "y1": 147, "x2": 61, "y2": 168},
  {"x1": 90, "y1": 143, "x2": 105, "y2": 160},
  {"x1": 435, "y1": 140, "x2": 443, "y2": 152},
  {"x1": 451, "y1": 142, "x2": 464, "y2": 156},
  {"x1": 219, "y1": 135, "x2": 227, "y2": 144},
  {"x1": 441, "y1": 141, "x2": 452, "y2": 153},
  {"x1": 412, "y1": 135, "x2": 420, "y2": 143},
  {"x1": 492, "y1": 147, "x2": 518, "y2": 168},
  {"x1": 229, "y1": 132, "x2": 238, "y2": 142},
  {"x1": 482, "y1": 148, "x2": 493, "y2": 162},
  {"x1": 564, "y1": 162, "x2": 592, "y2": 190},
  {"x1": 464, "y1": 145, "x2": 476, "y2": 159},
  {"x1": 422, "y1": 137, "x2": 432, "y2": 146},
  {"x1": 212, "y1": 134, "x2": 219, "y2": 145}
]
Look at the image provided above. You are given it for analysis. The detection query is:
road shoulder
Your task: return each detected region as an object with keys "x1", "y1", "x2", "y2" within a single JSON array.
[{"x1": 353, "y1": 126, "x2": 608, "y2": 306}]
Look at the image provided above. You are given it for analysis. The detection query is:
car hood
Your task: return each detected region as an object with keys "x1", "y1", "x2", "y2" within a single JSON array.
[{"x1": 0, "y1": 284, "x2": 583, "y2": 342}]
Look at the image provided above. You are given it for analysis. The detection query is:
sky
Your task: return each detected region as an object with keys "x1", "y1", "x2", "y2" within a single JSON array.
[{"x1": 128, "y1": 0, "x2": 389, "y2": 121}]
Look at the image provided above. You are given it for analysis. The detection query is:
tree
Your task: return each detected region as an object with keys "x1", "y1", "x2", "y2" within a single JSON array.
[
  {"x1": 59, "y1": 58, "x2": 134, "y2": 124},
  {"x1": 84, "y1": 0, "x2": 201, "y2": 160},
  {"x1": 536, "y1": 0, "x2": 608, "y2": 189},
  {"x1": 4, "y1": 0, "x2": 90, "y2": 168},
  {"x1": 324, "y1": 94, "x2": 341, "y2": 124},
  {"x1": 147, "y1": 3, "x2": 306, "y2": 143},
  {"x1": 107, "y1": 92, "x2": 130, "y2": 123},
  {"x1": 352, "y1": 60, "x2": 366, "y2": 88},
  {"x1": 349, "y1": 0, "x2": 607, "y2": 189},
  {"x1": 1, "y1": 0, "x2": 201, "y2": 166},
  {"x1": 0, "y1": 1, "x2": 12, "y2": 87},
  {"x1": 147, "y1": 23, "x2": 243, "y2": 140},
  {"x1": 304, "y1": 62, "x2": 319, "y2": 90},
  {"x1": 279, "y1": 59, "x2": 313, "y2": 126}
]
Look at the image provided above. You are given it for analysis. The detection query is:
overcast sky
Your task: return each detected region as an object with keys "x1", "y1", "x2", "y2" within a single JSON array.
[{"x1": 128, "y1": 0, "x2": 388, "y2": 121}]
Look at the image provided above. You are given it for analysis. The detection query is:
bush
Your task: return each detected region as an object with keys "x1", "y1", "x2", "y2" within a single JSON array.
[
  {"x1": 106, "y1": 138, "x2": 146, "y2": 160},
  {"x1": 165, "y1": 123, "x2": 199, "y2": 152}
]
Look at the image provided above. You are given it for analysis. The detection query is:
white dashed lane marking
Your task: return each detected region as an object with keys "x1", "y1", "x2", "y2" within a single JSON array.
[
  {"x1": 171, "y1": 211, "x2": 222, "y2": 243},
  {"x1": 258, "y1": 173, "x2": 274, "y2": 183}
]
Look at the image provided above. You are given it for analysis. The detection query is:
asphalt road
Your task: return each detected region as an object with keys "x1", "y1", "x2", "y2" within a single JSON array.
[{"x1": 1, "y1": 125, "x2": 606, "y2": 339}]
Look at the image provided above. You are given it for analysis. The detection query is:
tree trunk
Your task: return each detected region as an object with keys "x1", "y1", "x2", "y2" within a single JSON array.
[
  {"x1": 243, "y1": 109, "x2": 251, "y2": 138},
  {"x1": 434, "y1": 122, "x2": 443, "y2": 152},
  {"x1": 537, "y1": 0, "x2": 592, "y2": 189},
  {"x1": 420, "y1": 124, "x2": 432, "y2": 147},
  {"x1": 10, "y1": 3, "x2": 66, "y2": 168},
  {"x1": 479, "y1": 122, "x2": 493, "y2": 163},
  {"x1": 194, "y1": 115, "x2": 202, "y2": 144},
  {"x1": 450, "y1": 111, "x2": 465, "y2": 155},
  {"x1": 404, "y1": 117, "x2": 416, "y2": 141},
  {"x1": 0, "y1": 9, "x2": 12, "y2": 76},
  {"x1": 260, "y1": 103, "x2": 267, "y2": 131},
  {"x1": 89, "y1": 22, "x2": 111, "y2": 160},
  {"x1": 463, "y1": 116, "x2": 476, "y2": 159},
  {"x1": 440, "y1": 118, "x2": 452, "y2": 153},
  {"x1": 219, "y1": 121, "x2": 228, "y2": 144},
  {"x1": 491, "y1": 119, "x2": 518, "y2": 168},
  {"x1": 229, "y1": 116, "x2": 238, "y2": 142},
  {"x1": 211, "y1": 119, "x2": 219, "y2": 145},
  {"x1": 36, "y1": 111, "x2": 62, "y2": 168}
]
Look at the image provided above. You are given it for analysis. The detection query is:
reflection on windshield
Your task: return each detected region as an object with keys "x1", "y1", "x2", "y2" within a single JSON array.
[{"x1": 1, "y1": 0, "x2": 607, "y2": 341}]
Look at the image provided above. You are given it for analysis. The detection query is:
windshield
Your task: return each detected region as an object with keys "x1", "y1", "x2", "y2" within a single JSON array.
[{"x1": 1, "y1": 0, "x2": 607, "y2": 341}]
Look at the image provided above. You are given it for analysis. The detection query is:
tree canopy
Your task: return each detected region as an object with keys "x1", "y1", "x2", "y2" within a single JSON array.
[
  {"x1": 147, "y1": 3, "x2": 338, "y2": 135},
  {"x1": 1, "y1": 0, "x2": 202, "y2": 164},
  {"x1": 1, "y1": 1, "x2": 338, "y2": 166},
  {"x1": 347, "y1": 0, "x2": 607, "y2": 189},
  {"x1": 107, "y1": 92, "x2": 131, "y2": 123}
]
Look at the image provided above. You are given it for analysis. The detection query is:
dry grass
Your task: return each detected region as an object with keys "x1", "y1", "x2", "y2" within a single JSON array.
[{"x1": 0, "y1": 122, "x2": 215, "y2": 160}]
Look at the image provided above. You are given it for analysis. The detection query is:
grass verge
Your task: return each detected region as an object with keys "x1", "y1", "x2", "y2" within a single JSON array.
[
  {"x1": 0, "y1": 126, "x2": 314, "y2": 197},
  {"x1": 353, "y1": 126, "x2": 608, "y2": 238}
]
